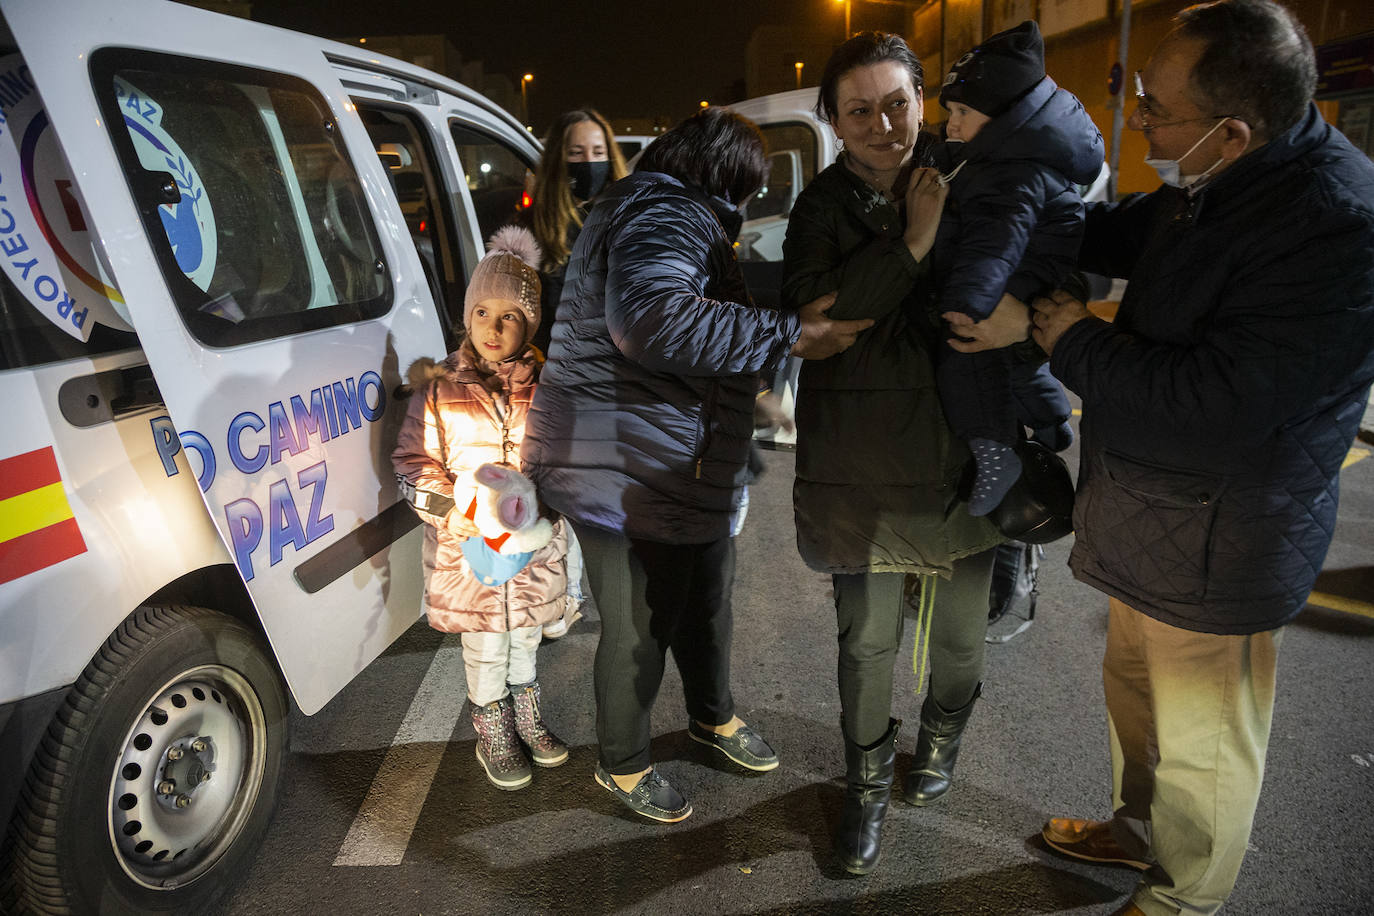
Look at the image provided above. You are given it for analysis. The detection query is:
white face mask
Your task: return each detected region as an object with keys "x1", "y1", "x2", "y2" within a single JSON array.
[{"x1": 1145, "y1": 118, "x2": 1228, "y2": 188}]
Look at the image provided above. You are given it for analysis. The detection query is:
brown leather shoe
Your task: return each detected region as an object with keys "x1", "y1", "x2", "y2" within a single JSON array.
[
  {"x1": 1109, "y1": 902, "x2": 1147, "y2": 916},
  {"x1": 1041, "y1": 817, "x2": 1153, "y2": 870}
]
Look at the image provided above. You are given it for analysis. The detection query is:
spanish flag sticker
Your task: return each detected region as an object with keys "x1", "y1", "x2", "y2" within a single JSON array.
[{"x1": 0, "y1": 446, "x2": 87, "y2": 584}]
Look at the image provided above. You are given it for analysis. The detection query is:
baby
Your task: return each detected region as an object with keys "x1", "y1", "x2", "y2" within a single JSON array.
[{"x1": 931, "y1": 20, "x2": 1104, "y2": 515}]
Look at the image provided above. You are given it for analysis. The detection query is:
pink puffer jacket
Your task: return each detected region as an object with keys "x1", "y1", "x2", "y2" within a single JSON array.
[{"x1": 391, "y1": 343, "x2": 567, "y2": 633}]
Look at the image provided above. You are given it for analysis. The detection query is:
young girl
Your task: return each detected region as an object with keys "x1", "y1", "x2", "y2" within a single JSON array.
[{"x1": 392, "y1": 226, "x2": 569, "y2": 791}]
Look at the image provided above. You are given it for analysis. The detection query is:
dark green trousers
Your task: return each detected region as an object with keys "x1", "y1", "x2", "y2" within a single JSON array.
[{"x1": 834, "y1": 548, "x2": 996, "y2": 746}]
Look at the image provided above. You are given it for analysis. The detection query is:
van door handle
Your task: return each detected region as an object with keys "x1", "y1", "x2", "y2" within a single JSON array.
[{"x1": 58, "y1": 364, "x2": 166, "y2": 428}]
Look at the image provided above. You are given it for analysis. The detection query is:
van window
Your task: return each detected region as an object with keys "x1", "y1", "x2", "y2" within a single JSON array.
[
  {"x1": 356, "y1": 104, "x2": 463, "y2": 347},
  {"x1": 758, "y1": 122, "x2": 819, "y2": 187},
  {"x1": 450, "y1": 124, "x2": 533, "y2": 246},
  {"x1": 744, "y1": 122, "x2": 819, "y2": 225},
  {"x1": 736, "y1": 121, "x2": 823, "y2": 264},
  {"x1": 745, "y1": 153, "x2": 800, "y2": 221},
  {"x1": 0, "y1": 282, "x2": 139, "y2": 371},
  {"x1": 90, "y1": 50, "x2": 392, "y2": 348}
]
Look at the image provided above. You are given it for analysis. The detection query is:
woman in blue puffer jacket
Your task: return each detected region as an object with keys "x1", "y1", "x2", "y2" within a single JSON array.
[{"x1": 521, "y1": 107, "x2": 871, "y2": 823}]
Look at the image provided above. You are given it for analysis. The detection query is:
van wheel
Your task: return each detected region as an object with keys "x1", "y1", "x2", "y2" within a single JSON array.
[{"x1": 7, "y1": 605, "x2": 288, "y2": 914}]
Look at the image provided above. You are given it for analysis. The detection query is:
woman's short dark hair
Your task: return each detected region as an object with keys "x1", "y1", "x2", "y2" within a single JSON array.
[
  {"x1": 1174, "y1": 0, "x2": 1316, "y2": 140},
  {"x1": 815, "y1": 31, "x2": 925, "y2": 124},
  {"x1": 635, "y1": 107, "x2": 767, "y2": 206}
]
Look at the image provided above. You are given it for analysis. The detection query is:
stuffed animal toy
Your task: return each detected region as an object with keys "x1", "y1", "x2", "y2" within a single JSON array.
[{"x1": 467, "y1": 462, "x2": 553, "y2": 555}]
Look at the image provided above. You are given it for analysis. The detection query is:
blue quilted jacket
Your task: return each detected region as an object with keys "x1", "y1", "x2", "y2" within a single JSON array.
[
  {"x1": 521, "y1": 171, "x2": 801, "y2": 543},
  {"x1": 1055, "y1": 103, "x2": 1374, "y2": 634}
]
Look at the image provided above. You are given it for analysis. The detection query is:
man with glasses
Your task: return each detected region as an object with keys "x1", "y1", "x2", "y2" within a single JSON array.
[{"x1": 949, "y1": 1, "x2": 1374, "y2": 913}]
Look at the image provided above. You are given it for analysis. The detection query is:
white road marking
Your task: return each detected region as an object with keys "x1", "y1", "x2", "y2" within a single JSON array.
[{"x1": 333, "y1": 638, "x2": 467, "y2": 867}]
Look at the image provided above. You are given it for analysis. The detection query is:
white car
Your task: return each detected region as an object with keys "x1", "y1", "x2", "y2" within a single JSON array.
[
  {"x1": 0, "y1": 1, "x2": 540, "y2": 911},
  {"x1": 615, "y1": 133, "x2": 658, "y2": 160}
]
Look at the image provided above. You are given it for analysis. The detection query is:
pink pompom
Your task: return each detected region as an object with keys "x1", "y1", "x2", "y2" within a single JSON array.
[{"x1": 486, "y1": 225, "x2": 542, "y2": 269}]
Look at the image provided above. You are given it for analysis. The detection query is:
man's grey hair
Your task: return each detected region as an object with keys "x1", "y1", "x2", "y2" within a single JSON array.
[{"x1": 1175, "y1": 0, "x2": 1316, "y2": 140}]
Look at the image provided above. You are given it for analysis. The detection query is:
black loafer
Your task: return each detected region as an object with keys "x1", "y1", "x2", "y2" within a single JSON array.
[
  {"x1": 688, "y1": 720, "x2": 779, "y2": 772},
  {"x1": 594, "y1": 764, "x2": 693, "y2": 823}
]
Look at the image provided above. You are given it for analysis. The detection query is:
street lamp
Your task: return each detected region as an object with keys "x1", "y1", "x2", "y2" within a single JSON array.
[
  {"x1": 795, "y1": 61, "x2": 804, "y2": 90},
  {"x1": 835, "y1": 0, "x2": 850, "y2": 41},
  {"x1": 520, "y1": 73, "x2": 533, "y2": 125}
]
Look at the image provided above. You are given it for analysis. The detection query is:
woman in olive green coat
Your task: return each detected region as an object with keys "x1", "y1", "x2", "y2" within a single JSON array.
[{"x1": 781, "y1": 32, "x2": 1003, "y2": 876}]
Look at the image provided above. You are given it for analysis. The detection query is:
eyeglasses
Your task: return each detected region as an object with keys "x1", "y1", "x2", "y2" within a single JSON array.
[{"x1": 1132, "y1": 71, "x2": 1233, "y2": 132}]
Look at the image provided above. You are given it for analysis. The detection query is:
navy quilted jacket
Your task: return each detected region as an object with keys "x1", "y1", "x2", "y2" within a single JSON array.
[
  {"x1": 521, "y1": 171, "x2": 801, "y2": 543},
  {"x1": 1054, "y1": 104, "x2": 1374, "y2": 634},
  {"x1": 931, "y1": 77, "x2": 1104, "y2": 319}
]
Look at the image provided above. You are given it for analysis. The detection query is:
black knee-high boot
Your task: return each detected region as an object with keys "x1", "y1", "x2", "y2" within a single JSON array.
[
  {"x1": 834, "y1": 718, "x2": 900, "y2": 875},
  {"x1": 903, "y1": 683, "x2": 981, "y2": 806}
]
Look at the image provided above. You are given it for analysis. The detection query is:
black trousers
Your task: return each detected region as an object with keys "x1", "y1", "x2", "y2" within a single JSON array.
[{"x1": 574, "y1": 521, "x2": 737, "y2": 774}]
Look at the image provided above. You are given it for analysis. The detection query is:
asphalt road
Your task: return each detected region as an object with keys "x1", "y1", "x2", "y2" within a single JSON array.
[{"x1": 212, "y1": 428, "x2": 1374, "y2": 915}]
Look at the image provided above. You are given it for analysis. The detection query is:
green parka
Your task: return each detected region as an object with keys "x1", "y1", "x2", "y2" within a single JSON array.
[{"x1": 781, "y1": 157, "x2": 1001, "y2": 577}]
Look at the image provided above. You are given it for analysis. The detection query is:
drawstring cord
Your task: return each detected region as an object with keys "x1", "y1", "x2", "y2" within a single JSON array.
[
  {"x1": 912, "y1": 574, "x2": 937, "y2": 692},
  {"x1": 937, "y1": 159, "x2": 968, "y2": 187}
]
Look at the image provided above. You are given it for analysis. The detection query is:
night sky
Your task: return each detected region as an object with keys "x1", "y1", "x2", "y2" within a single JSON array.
[{"x1": 245, "y1": 0, "x2": 905, "y2": 131}]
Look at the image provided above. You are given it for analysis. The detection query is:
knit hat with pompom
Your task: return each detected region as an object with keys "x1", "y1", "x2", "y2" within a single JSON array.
[{"x1": 463, "y1": 226, "x2": 543, "y2": 344}]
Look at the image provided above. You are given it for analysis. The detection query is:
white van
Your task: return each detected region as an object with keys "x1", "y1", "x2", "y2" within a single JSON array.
[
  {"x1": 729, "y1": 90, "x2": 835, "y2": 448},
  {"x1": 0, "y1": 0, "x2": 539, "y2": 911},
  {"x1": 732, "y1": 89, "x2": 834, "y2": 267}
]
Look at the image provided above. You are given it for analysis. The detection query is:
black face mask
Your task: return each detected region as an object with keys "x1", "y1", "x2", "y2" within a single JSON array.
[{"x1": 566, "y1": 159, "x2": 611, "y2": 201}]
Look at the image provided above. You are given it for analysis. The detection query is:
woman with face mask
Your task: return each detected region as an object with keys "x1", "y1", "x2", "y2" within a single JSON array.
[
  {"x1": 523, "y1": 109, "x2": 628, "y2": 357},
  {"x1": 514, "y1": 109, "x2": 629, "y2": 640}
]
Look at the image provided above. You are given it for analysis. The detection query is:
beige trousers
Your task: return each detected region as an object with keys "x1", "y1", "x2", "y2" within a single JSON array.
[{"x1": 1104, "y1": 598, "x2": 1281, "y2": 916}]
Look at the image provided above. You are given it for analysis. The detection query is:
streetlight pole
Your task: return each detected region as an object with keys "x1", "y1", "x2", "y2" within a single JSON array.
[
  {"x1": 520, "y1": 73, "x2": 533, "y2": 126},
  {"x1": 1108, "y1": 0, "x2": 1133, "y2": 201}
]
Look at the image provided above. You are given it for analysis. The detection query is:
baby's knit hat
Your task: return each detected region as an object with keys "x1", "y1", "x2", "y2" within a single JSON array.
[
  {"x1": 940, "y1": 20, "x2": 1045, "y2": 117},
  {"x1": 464, "y1": 226, "x2": 543, "y2": 344}
]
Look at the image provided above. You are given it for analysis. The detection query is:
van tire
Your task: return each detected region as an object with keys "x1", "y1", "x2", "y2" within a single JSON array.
[{"x1": 6, "y1": 604, "x2": 288, "y2": 914}]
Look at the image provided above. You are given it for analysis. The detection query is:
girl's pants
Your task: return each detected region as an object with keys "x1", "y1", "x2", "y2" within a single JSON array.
[
  {"x1": 461, "y1": 625, "x2": 542, "y2": 707},
  {"x1": 566, "y1": 527, "x2": 586, "y2": 603},
  {"x1": 574, "y1": 521, "x2": 736, "y2": 775},
  {"x1": 833, "y1": 548, "x2": 997, "y2": 746}
]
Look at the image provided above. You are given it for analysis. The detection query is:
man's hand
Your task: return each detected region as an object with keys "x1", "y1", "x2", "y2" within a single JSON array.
[
  {"x1": 943, "y1": 293, "x2": 1031, "y2": 353},
  {"x1": 444, "y1": 507, "x2": 481, "y2": 539},
  {"x1": 792, "y1": 291, "x2": 874, "y2": 360},
  {"x1": 1031, "y1": 289, "x2": 1091, "y2": 357}
]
